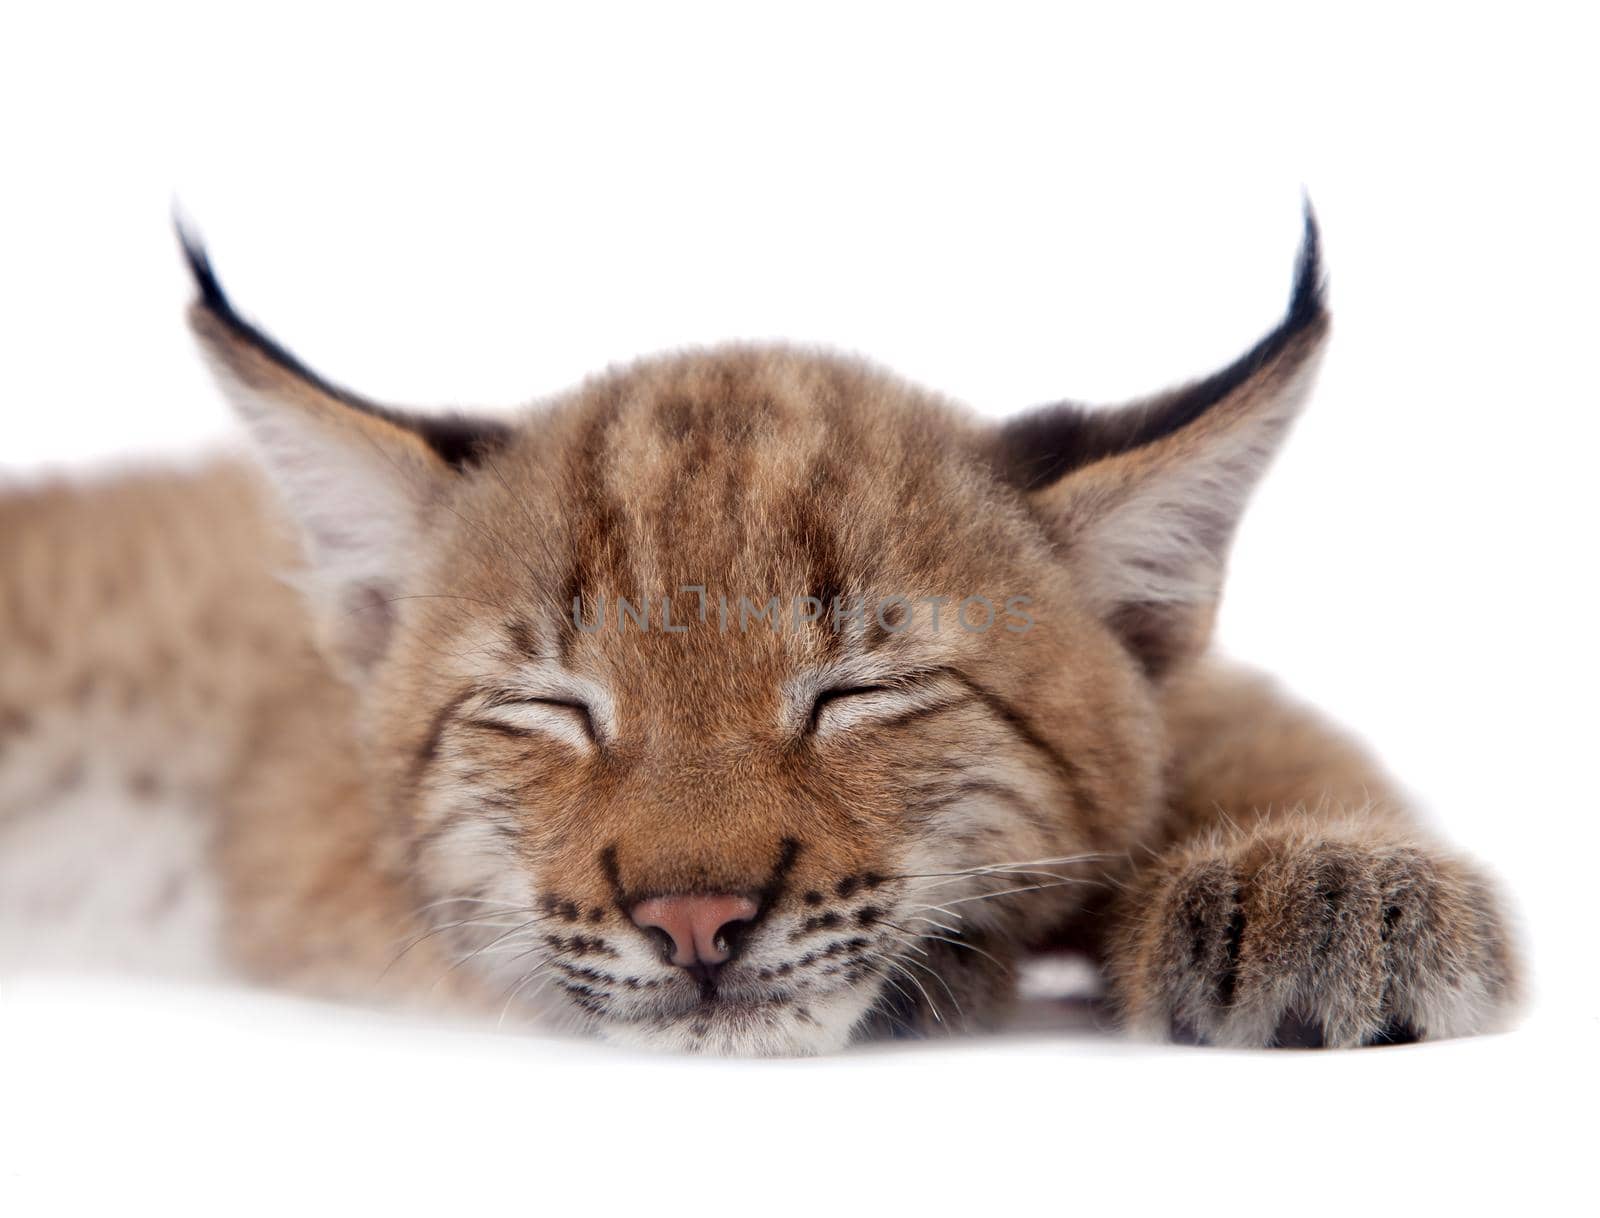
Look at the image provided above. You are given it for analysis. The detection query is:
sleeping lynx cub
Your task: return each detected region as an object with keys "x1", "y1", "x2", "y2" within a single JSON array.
[{"x1": 0, "y1": 210, "x2": 1518, "y2": 1053}]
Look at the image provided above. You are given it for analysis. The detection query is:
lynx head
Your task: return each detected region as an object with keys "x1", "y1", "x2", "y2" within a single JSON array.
[{"x1": 182, "y1": 211, "x2": 1327, "y2": 1054}]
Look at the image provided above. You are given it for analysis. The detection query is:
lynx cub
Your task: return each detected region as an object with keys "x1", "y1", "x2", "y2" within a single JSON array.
[{"x1": 0, "y1": 211, "x2": 1517, "y2": 1054}]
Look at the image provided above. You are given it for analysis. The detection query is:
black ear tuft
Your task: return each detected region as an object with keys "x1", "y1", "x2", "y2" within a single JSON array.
[
  {"x1": 994, "y1": 201, "x2": 1328, "y2": 493},
  {"x1": 175, "y1": 212, "x2": 329, "y2": 397},
  {"x1": 1284, "y1": 196, "x2": 1327, "y2": 337},
  {"x1": 175, "y1": 213, "x2": 232, "y2": 319},
  {"x1": 174, "y1": 212, "x2": 514, "y2": 472}
]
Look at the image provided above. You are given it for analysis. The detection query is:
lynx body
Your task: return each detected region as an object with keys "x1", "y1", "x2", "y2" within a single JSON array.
[{"x1": 0, "y1": 214, "x2": 1518, "y2": 1053}]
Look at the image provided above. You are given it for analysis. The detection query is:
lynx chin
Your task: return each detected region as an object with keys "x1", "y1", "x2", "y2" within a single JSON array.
[{"x1": 0, "y1": 207, "x2": 1519, "y2": 1055}]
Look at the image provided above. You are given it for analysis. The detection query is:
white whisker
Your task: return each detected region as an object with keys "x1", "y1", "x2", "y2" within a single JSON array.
[{"x1": 881, "y1": 956, "x2": 942, "y2": 1024}]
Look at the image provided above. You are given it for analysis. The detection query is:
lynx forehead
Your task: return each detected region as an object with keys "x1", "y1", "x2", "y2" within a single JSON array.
[{"x1": 0, "y1": 208, "x2": 1517, "y2": 1056}]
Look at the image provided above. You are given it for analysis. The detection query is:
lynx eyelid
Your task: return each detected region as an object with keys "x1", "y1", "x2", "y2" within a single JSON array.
[
  {"x1": 806, "y1": 684, "x2": 892, "y2": 733},
  {"x1": 487, "y1": 693, "x2": 599, "y2": 742}
]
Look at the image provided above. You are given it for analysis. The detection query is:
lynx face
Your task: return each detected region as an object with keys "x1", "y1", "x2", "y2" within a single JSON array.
[{"x1": 183, "y1": 214, "x2": 1327, "y2": 1054}]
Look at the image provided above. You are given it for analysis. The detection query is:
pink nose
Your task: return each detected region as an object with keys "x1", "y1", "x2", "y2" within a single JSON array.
[{"x1": 630, "y1": 894, "x2": 760, "y2": 974}]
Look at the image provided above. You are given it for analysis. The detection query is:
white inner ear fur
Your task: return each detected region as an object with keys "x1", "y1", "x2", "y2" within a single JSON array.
[
  {"x1": 1064, "y1": 353, "x2": 1323, "y2": 617},
  {"x1": 212, "y1": 366, "x2": 449, "y2": 677}
]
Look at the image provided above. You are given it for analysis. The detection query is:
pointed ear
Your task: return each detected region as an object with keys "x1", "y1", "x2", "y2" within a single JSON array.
[
  {"x1": 178, "y1": 222, "x2": 514, "y2": 677},
  {"x1": 992, "y1": 207, "x2": 1330, "y2": 678}
]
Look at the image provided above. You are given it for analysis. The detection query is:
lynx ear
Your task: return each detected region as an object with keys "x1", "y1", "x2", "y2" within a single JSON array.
[
  {"x1": 994, "y1": 206, "x2": 1329, "y2": 678},
  {"x1": 178, "y1": 222, "x2": 513, "y2": 676}
]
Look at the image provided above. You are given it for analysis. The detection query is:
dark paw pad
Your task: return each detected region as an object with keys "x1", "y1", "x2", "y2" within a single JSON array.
[{"x1": 1268, "y1": 1011, "x2": 1326, "y2": 1048}]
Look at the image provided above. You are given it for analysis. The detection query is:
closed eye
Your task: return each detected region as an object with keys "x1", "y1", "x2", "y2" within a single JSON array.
[
  {"x1": 807, "y1": 685, "x2": 891, "y2": 733},
  {"x1": 805, "y1": 673, "x2": 966, "y2": 737},
  {"x1": 469, "y1": 693, "x2": 598, "y2": 750}
]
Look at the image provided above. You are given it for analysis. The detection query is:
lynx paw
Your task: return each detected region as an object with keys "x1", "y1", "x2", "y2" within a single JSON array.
[{"x1": 1109, "y1": 827, "x2": 1519, "y2": 1047}]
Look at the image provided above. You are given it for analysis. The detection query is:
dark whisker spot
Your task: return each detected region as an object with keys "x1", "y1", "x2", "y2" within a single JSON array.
[{"x1": 801, "y1": 912, "x2": 842, "y2": 934}]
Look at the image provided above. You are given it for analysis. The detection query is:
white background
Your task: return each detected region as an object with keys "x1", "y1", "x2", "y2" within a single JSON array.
[{"x1": 2, "y1": 3, "x2": 1596, "y2": 1214}]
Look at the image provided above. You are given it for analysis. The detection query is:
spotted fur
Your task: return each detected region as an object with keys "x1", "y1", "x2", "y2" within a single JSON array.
[{"x1": 0, "y1": 210, "x2": 1519, "y2": 1053}]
